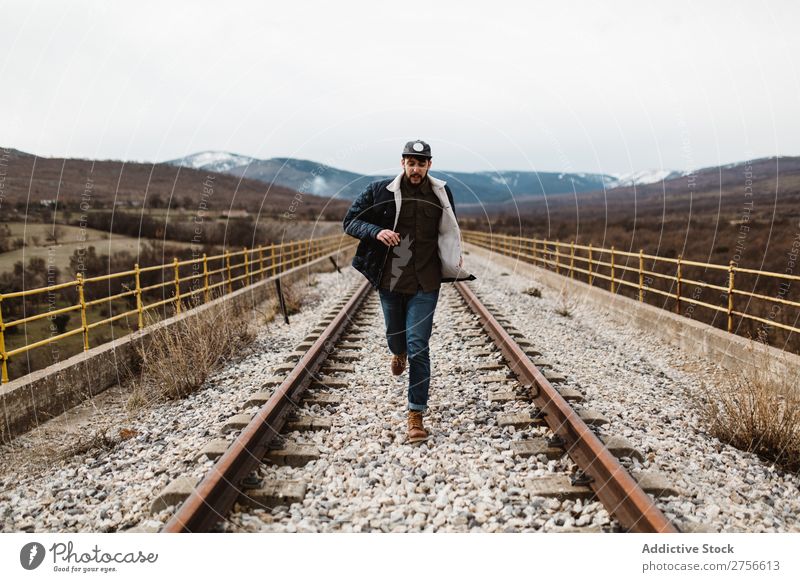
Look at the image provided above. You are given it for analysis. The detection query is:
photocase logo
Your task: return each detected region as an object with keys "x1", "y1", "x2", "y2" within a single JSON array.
[
  {"x1": 388, "y1": 234, "x2": 412, "y2": 291},
  {"x1": 20, "y1": 542, "x2": 46, "y2": 570}
]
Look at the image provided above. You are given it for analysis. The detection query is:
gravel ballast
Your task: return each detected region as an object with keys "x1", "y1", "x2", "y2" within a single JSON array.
[
  {"x1": 0, "y1": 266, "x2": 360, "y2": 532},
  {"x1": 1, "y1": 251, "x2": 797, "y2": 533},
  {"x1": 461, "y1": 251, "x2": 800, "y2": 533}
]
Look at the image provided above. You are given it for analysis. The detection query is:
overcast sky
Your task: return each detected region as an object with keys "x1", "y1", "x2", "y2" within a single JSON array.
[{"x1": 2, "y1": 0, "x2": 799, "y2": 176}]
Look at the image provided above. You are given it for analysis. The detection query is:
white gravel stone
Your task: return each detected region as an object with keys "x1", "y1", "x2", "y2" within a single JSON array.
[
  {"x1": 0, "y1": 267, "x2": 360, "y2": 532},
  {"x1": 219, "y1": 283, "x2": 592, "y2": 533},
  {"x1": 7, "y1": 249, "x2": 795, "y2": 533},
  {"x1": 461, "y1": 251, "x2": 800, "y2": 533}
]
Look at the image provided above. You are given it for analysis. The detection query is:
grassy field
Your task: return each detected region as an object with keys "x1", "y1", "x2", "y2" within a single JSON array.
[
  {"x1": 0, "y1": 224, "x2": 188, "y2": 275},
  {"x1": 0, "y1": 219, "x2": 344, "y2": 277},
  {"x1": 5, "y1": 222, "x2": 109, "y2": 242},
  {"x1": 2, "y1": 298, "x2": 138, "y2": 381}
]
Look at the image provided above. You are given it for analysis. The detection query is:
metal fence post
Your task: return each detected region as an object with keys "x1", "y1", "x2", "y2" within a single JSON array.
[
  {"x1": 544, "y1": 239, "x2": 549, "y2": 269},
  {"x1": 728, "y1": 261, "x2": 735, "y2": 333},
  {"x1": 243, "y1": 247, "x2": 250, "y2": 287},
  {"x1": 134, "y1": 263, "x2": 144, "y2": 330},
  {"x1": 173, "y1": 257, "x2": 181, "y2": 313},
  {"x1": 226, "y1": 251, "x2": 233, "y2": 294},
  {"x1": 676, "y1": 255, "x2": 682, "y2": 314},
  {"x1": 270, "y1": 244, "x2": 277, "y2": 277},
  {"x1": 0, "y1": 295, "x2": 8, "y2": 383},
  {"x1": 638, "y1": 249, "x2": 644, "y2": 302},
  {"x1": 555, "y1": 241, "x2": 560, "y2": 275},
  {"x1": 610, "y1": 246, "x2": 616, "y2": 294},
  {"x1": 77, "y1": 273, "x2": 89, "y2": 351},
  {"x1": 202, "y1": 254, "x2": 210, "y2": 303},
  {"x1": 274, "y1": 277, "x2": 289, "y2": 325},
  {"x1": 570, "y1": 242, "x2": 575, "y2": 279}
]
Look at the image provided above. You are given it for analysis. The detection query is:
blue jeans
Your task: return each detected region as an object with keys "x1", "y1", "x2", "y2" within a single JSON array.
[{"x1": 378, "y1": 287, "x2": 440, "y2": 411}]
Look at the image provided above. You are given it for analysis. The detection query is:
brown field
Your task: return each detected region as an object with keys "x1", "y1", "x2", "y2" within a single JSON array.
[
  {"x1": 0, "y1": 219, "x2": 344, "y2": 278},
  {"x1": 0, "y1": 148, "x2": 350, "y2": 219},
  {"x1": 0, "y1": 223, "x2": 162, "y2": 274}
]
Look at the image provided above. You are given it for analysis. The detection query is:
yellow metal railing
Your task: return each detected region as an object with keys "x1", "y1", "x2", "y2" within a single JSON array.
[
  {"x1": 0, "y1": 234, "x2": 354, "y2": 383},
  {"x1": 463, "y1": 230, "x2": 800, "y2": 348}
]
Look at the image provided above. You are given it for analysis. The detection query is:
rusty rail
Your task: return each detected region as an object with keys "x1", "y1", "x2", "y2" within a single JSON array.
[
  {"x1": 161, "y1": 279, "x2": 372, "y2": 533},
  {"x1": 454, "y1": 280, "x2": 677, "y2": 533}
]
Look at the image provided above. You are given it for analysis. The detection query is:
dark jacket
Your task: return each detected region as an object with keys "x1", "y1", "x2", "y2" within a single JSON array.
[{"x1": 343, "y1": 173, "x2": 476, "y2": 289}]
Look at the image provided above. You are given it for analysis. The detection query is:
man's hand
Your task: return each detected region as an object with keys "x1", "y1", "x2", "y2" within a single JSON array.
[{"x1": 376, "y1": 229, "x2": 401, "y2": 246}]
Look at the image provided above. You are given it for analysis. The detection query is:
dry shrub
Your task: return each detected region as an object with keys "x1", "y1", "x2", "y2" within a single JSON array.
[
  {"x1": 127, "y1": 300, "x2": 256, "y2": 409},
  {"x1": 254, "y1": 281, "x2": 301, "y2": 324},
  {"x1": 281, "y1": 281, "x2": 302, "y2": 315},
  {"x1": 555, "y1": 286, "x2": 575, "y2": 318},
  {"x1": 699, "y1": 360, "x2": 800, "y2": 471},
  {"x1": 59, "y1": 426, "x2": 119, "y2": 459},
  {"x1": 253, "y1": 299, "x2": 279, "y2": 326}
]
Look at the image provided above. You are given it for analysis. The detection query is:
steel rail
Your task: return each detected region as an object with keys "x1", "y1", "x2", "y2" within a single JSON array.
[
  {"x1": 454, "y1": 281, "x2": 678, "y2": 533},
  {"x1": 162, "y1": 279, "x2": 372, "y2": 532}
]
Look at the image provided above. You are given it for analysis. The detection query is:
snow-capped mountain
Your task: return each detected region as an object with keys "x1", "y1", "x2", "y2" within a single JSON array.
[
  {"x1": 164, "y1": 150, "x2": 696, "y2": 203},
  {"x1": 604, "y1": 169, "x2": 683, "y2": 188},
  {"x1": 164, "y1": 150, "x2": 618, "y2": 203},
  {"x1": 166, "y1": 151, "x2": 255, "y2": 173}
]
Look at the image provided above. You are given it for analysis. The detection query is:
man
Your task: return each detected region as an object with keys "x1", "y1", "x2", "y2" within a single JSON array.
[{"x1": 342, "y1": 140, "x2": 475, "y2": 444}]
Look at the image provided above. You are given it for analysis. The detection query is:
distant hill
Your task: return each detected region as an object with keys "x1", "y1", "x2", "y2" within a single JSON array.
[
  {"x1": 230, "y1": 157, "x2": 378, "y2": 199},
  {"x1": 456, "y1": 156, "x2": 800, "y2": 215},
  {"x1": 0, "y1": 148, "x2": 349, "y2": 220},
  {"x1": 460, "y1": 155, "x2": 800, "y2": 353},
  {"x1": 166, "y1": 151, "x2": 683, "y2": 204},
  {"x1": 433, "y1": 169, "x2": 612, "y2": 204}
]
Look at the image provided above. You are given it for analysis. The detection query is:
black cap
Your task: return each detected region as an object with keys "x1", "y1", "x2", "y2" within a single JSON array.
[{"x1": 402, "y1": 140, "x2": 432, "y2": 159}]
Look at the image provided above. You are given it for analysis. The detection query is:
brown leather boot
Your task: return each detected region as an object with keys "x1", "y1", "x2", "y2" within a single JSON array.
[
  {"x1": 407, "y1": 410, "x2": 429, "y2": 444},
  {"x1": 390, "y1": 352, "x2": 407, "y2": 376}
]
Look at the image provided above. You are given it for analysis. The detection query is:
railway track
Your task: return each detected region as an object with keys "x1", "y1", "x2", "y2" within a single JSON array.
[{"x1": 155, "y1": 279, "x2": 678, "y2": 533}]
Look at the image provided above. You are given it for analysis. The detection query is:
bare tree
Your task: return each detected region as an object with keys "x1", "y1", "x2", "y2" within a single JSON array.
[{"x1": 46, "y1": 225, "x2": 66, "y2": 246}]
